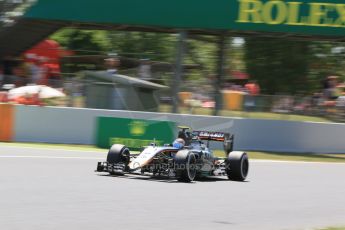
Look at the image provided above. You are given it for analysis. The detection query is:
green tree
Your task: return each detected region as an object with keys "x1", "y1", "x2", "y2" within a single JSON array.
[
  {"x1": 51, "y1": 29, "x2": 110, "y2": 55},
  {"x1": 308, "y1": 42, "x2": 345, "y2": 92},
  {"x1": 244, "y1": 37, "x2": 310, "y2": 94},
  {"x1": 244, "y1": 38, "x2": 345, "y2": 95},
  {"x1": 107, "y1": 31, "x2": 176, "y2": 62}
]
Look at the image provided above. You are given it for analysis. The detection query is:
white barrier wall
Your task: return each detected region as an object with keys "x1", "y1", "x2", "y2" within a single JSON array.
[{"x1": 14, "y1": 105, "x2": 345, "y2": 153}]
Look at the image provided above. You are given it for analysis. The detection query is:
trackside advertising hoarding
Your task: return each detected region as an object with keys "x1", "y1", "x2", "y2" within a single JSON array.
[
  {"x1": 96, "y1": 117, "x2": 176, "y2": 149},
  {"x1": 25, "y1": 0, "x2": 345, "y2": 37},
  {"x1": 235, "y1": 0, "x2": 345, "y2": 36}
]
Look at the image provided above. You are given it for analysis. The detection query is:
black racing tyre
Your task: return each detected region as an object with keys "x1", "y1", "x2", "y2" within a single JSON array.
[
  {"x1": 107, "y1": 144, "x2": 130, "y2": 175},
  {"x1": 175, "y1": 150, "x2": 197, "y2": 182},
  {"x1": 226, "y1": 151, "x2": 249, "y2": 181}
]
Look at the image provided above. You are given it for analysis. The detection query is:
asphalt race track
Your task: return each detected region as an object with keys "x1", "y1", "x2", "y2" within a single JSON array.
[{"x1": 1, "y1": 145, "x2": 344, "y2": 230}]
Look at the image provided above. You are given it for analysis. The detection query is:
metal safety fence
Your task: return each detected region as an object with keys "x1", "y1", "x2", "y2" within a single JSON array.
[{"x1": 1, "y1": 73, "x2": 345, "y2": 123}]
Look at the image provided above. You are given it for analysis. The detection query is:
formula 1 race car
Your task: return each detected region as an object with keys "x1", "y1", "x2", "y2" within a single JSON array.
[{"x1": 96, "y1": 127, "x2": 249, "y2": 182}]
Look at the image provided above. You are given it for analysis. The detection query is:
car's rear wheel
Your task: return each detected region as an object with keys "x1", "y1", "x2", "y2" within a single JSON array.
[
  {"x1": 175, "y1": 150, "x2": 197, "y2": 182},
  {"x1": 107, "y1": 144, "x2": 130, "y2": 175},
  {"x1": 226, "y1": 151, "x2": 249, "y2": 181}
]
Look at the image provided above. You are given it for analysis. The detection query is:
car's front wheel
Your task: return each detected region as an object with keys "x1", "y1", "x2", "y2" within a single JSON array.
[
  {"x1": 175, "y1": 150, "x2": 197, "y2": 182},
  {"x1": 107, "y1": 144, "x2": 130, "y2": 175}
]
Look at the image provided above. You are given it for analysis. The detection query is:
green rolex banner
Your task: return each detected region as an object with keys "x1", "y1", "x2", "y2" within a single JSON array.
[
  {"x1": 25, "y1": 0, "x2": 345, "y2": 37},
  {"x1": 234, "y1": 0, "x2": 345, "y2": 36},
  {"x1": 96, "y1": 117, "x2": 177, "y2": 149}
]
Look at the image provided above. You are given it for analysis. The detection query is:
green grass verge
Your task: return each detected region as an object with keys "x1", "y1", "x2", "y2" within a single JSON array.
[
  {"x1": 159, "y1": 105, "x2": 331, "y2": 123},
  {"x1": 0, "y1": 142, "x2": 105, "y2": 152},
  {"x1": 213, "y1": 150, "x2": 345, "y2": 163},
  {"x1": 1, "y1": 142, "x2": 345, "y2": 163},
  {"x1": 317, "y1": 227, "x2": 345, "y2": 230}
]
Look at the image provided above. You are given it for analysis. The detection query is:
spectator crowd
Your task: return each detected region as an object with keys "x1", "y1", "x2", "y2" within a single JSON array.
[{"x1": 0, "y1": 55, "x2": 62, "y2": 88}]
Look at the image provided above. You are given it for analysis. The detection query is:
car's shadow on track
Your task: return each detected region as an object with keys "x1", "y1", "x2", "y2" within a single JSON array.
[
  {"x1": 196, "y1": 177, "x2": 249, "y2": 183},
  {"x1": 97, "y1": 173, "x2": 248, "y2": 183},
  {"x1": 97, "y1": 174, "x2": 180, "y2": 183}
]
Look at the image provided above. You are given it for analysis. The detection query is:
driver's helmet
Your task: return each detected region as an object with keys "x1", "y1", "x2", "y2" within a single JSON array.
[{"x1": 173, "y1": 138, "x2": 185, "y2": 149}]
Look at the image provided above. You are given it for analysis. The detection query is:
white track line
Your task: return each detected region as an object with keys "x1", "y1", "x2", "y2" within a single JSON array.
[
  {"x1": 0, "y1": 155, "x2": 344, "y2": 165},
  {"x1": 1, "y1": 145, "x2": 344, "y2": 165},
  {"x1": 0, "y1": 156, "x2": 104, "y2": 160},
  {"x1": 0, "y1": 145, "x2": 105, "y2": 153},
  {"x1": 251, "y1": 159, "x2": 345, "y2": 165}
]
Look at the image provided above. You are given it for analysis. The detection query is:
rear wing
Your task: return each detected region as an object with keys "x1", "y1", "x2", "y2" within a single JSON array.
[
  {"x1": 193, "y1": 131, "x2": 229, "y2": 141},
  {"x1": 193, "y1": 131, "x2": 234, "y2": 154}
]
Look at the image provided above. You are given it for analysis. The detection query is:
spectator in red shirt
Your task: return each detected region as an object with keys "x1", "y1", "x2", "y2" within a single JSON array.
[
  {"x1": 245, "y1": 80, "x2": 260, "y2": 96},
  {"x1": 244, "y1": 80, "x2": 260, "y2": 112}
]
